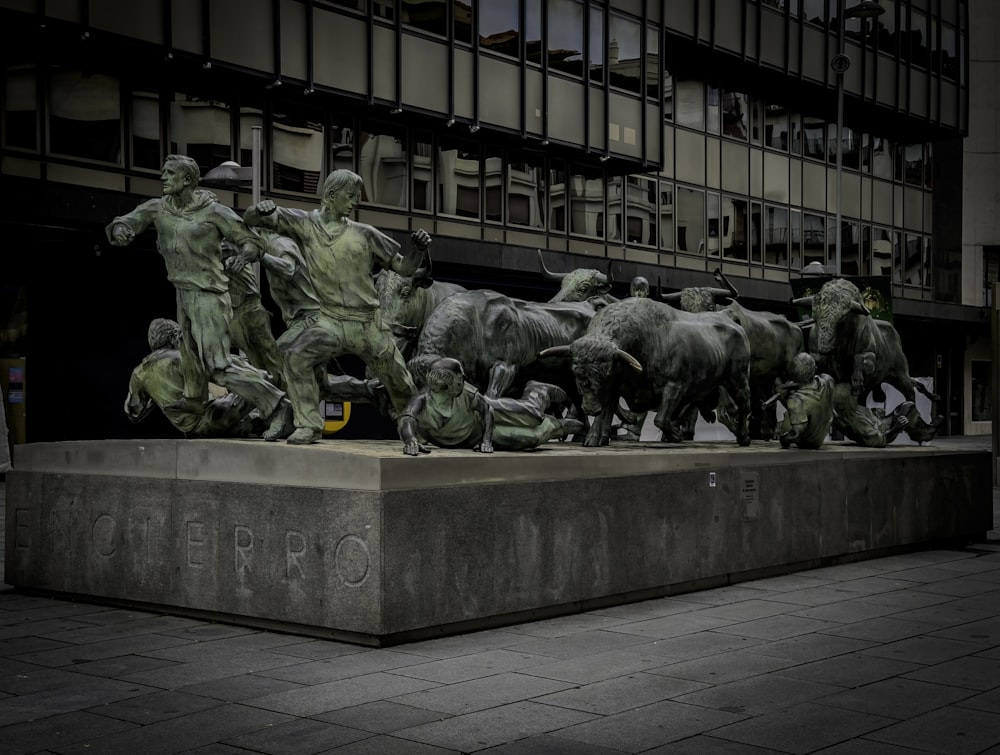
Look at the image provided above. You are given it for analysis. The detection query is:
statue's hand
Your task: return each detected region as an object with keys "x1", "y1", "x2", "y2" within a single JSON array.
[
  {"x1": 253, "y1": 199, "x2": 277, "y2": 217},
  {"x1": 412, "y1": 229, "x2": 431, "y2": 251},
  {"x1": 403, "y1": 439, "x2": 421, "y2": 456},
  {"x1": 110, "y1": 223, "x2": 134, "y2": 246},
  {"x1": 476, "y1": 440, "x2": 494, "y2": 454}
]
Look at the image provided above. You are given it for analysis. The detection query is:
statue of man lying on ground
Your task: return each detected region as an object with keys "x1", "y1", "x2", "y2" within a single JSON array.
[{"x1": 397, "y1": 358, "x2": 583, "y2": 455}]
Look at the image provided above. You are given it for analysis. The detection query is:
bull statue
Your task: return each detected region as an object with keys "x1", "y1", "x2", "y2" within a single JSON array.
[
  {"x1": 792, "y1": 277, "x2": 940, "y2": 444},
  {"x1": 660, "y1": 269, "x2": 805, "y2": 440},
  {"x1": 375, "y1": 255, "x2": 467, "y2": 360},
  {"x1": 538, "y1": 249, "x2": 616, "y2": 305},
  {"x1": 408, "y1": 289, "x2": 598, "y2": 403},
  {"x1": 540, "y1": 297, "x2": 752, "y2": 447}
]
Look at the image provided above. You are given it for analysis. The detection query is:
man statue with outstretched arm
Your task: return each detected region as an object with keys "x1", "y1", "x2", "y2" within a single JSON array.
[
  {"x1": 106, "y1": 154, "x2": 292, "y2": 440},
  {"x1": 244, "y1": 168, "x2": 429, "y2": 445}
]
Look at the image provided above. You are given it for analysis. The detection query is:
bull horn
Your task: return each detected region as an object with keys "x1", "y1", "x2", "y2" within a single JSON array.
[
  {"x1": 706, "y1": 287, "x2": 735, "y2": 302},
  {"x1": 615, "y1": 349, "x2": 643, "y2": 373},
  {"x1": 660, "y1": 291, "x2": 683, "y2": 303},
  {"x1": 712, "y1": 268, "x2": 740, "y2": 299},
  {"x1": 849, "y1": 300, "x2": 871, "y2": 316},
  {"x1": 538, "y1": 345, "x2": 572, "y2": 359},
  {"x1": 791, "y1": 295, "x2": 815, "y2": 308},
  {"x1": 537, "y1": 249, "x2": 567, "y2": 281}
]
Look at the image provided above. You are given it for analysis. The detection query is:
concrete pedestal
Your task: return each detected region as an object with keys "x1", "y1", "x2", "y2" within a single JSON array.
[{"x1": 5, "y1": 438, "x2": 992, "y2": 646}]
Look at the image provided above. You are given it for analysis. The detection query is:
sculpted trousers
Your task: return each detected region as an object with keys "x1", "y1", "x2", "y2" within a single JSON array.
[
  {"x1": 281, "y1": 311, "x2": 416, "y2": 432},
  {"x1": 176, "y1": 288, "x2": 284, "y2": 418}
]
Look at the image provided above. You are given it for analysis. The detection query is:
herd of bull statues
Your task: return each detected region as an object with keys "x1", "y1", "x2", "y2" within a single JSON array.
[{"x1": 113, "y1": 155, "x2": 940, "y2": 455}]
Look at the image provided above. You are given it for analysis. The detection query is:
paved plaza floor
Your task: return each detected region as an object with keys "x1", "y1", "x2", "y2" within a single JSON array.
[{"x1": 0, "y1": 441, "x2": 997, "y2": 754}]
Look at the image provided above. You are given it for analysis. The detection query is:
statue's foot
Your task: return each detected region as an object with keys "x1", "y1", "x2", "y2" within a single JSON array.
[
  {"x1": 287, "y1": 427, "x2": 322, "y2": 445},
  {"x1": 262, "y1": 400, "x2": 293, "y2": 441},
  {"x1": 524, "y1": 380, "x2": 568, "y2": 407}
]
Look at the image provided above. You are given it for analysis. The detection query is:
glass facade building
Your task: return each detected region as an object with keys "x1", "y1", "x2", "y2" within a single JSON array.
[{"x1": 0, "y1": 0, "x2": 987, "y2": 441}]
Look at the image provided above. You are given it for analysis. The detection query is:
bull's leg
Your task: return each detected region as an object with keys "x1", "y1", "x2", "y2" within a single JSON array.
[
  {"x1": 485, "y1": 361, "x2": 518, "y2": 398},
  {"x1": 584, "y1": 404, "x2": 616, "y2": 447},
  {"x1": 724, "y1": 374, "x2": 753, "y2": 446},
  {"x1": 652, "y1": 382, "x2": 688, "y2": 442}
]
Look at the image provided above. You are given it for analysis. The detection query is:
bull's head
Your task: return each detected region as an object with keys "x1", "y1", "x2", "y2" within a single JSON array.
[
  {"x1": 809, "y1": 278, "x2": 869, "y2": 354},
  {"x1": 539, "y1": 249, "x2": 613, "y2": 303},
  {"x1": 540, "y1": 340, "x2": 641, "y2": 415},
  {"x1": 376, "y1": 267, "x2": 432, "y2": 329}
]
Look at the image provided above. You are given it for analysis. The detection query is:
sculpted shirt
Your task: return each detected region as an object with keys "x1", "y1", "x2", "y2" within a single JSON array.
[
  {"x1": 108, "y1": 190, "x2": 260, "y2": 294},
  {"x1": 412, "y1": 383, "x2": 486, "y2": 448},
  {"x1": 249, "y1": 208, "x2": 399, "y2": 316}
]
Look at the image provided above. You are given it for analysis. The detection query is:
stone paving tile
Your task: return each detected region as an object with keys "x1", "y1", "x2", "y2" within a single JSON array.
[
  {"x1": 788, "y1": 598, "x2": 907, "y2": 624},
  {"x1": 178, "y1": 672, "x2": 307, "y2": 702},
  {"x1": 501, "y1": 613, "x2": 634, "y2": 639},
  {"x1": 181, "y1": 745, "x2": 259, "y2": 755},
  {"x1": 601, "y1": 611, "x2": 738, "y2": 640},
  {"x1": 0, "y1": 657, "x2": 49, "y2": 678},
  {"x1": 670, "y1": 585, "x2": 779, "y2": 606},
  {"x1": 884, "y1": 600, "x2": 998, "y2": 627},
  {"x1": 695, "y1": 599, "x2": 800, "y2": 622},
  {"x1": 954, "y1": 687, "x2": 1000, "y2": 714},
  {"x1": 814, "y1": 740, "x2": 941, "y2": 754},
  {"x1": 0, "y1": 601, "x2": 114, "y2": 624},
  {"x1": 533, "y1": 671, "x2": 708, "y2": 715},
  {"x1": 886, "y1": 565, "x2": 979, "y2": 584},
  {"x1": 744, "y1": 633, "x2": 878, "y2": 662},
  {"x1": 851, "y1": 589, "x2": 955, "y2": 612},
  {"x1": 480, "y1": 733, "x2": 625, "y2": 753},
  {"x1": 392, "y1": 700, "x2": 598, "y2": 752},
  {"x1": 394, "y1": 629, "x2": 528, "y2": 659},
  {"x1": 53, "y1": 702, "x2": 296, "y2": 755},
  {"x1": 643, "y1": 734, "x2": 786, "y2": 753},
  {"x1": 817, "y1": 616, "x2": 942, "y2": 643},
  {"x1": 911, "y1": 577, "x2": 1000, "y2": 598},
  {"x1": 63, "y1": 654, "x2": 179, "y2": 679},
  {"x1": 637, "y1": 631, "x2": 768, "y2": 662},
  {"x1": 222, "y1": 717, "x2": 372, "y2": 754},
  {"x1": 586, "y1": 597, "x2": 705, "y2": 622},
  {"x1": 672, "y1": 673, "x2": 843, "y2": 716},
  {"x1": 713, "y1": 614, "x2": 840, "y2": 641},
  {"x1": 0, "y1": 618, "x2": 99, "y2": 641},
  {"x1": 797, "y1": 563, "x2": 890, "y2": 581},
  {"x1": 0, "y1": 667, "x2": 109, "y2": 695},
  {"x1": 646, "y1": 648, "x2": 801, "y2": 685},
  {"x1": 863, "y1": 705, "x2": 1000, "y2": 754},
  {"x1": 933, "y1": 556, "x2": 1000, "y2": 575},
  {"x1": 739, "y1": 586, "x2": 864, "y2": 608},
  {"x1": 927, "y1": 615, "x2": 1000, "y2": 645},
  {"x1": 552, "y1": 699, "x2": 746, "y2": 753},
  {"x1": 859, "y1": 635, "x2": 993, "y2": 665},
  {"x1": 819, "y1": 677, "x2": 978, "y2": 720},
  {"x1": 0, "y1": 710, "x2": 137, "y2": 755},
  {"x1": 246, "y1": 672, "x2": 440, "y2": 717},
  {"x1": 708, "y1": 701, "x2": 897, "y2": 754},
  {"x1": 89, "y1": 688, "x2": 223, "y2": 724},
  {"x1": 319, "y1": 733, "x2": 461, "y2": 753},
  {"x1": 388, "y1": 649, "x2": 553, "y2": 684},
  {"x1": 901, "y1": 655, "x2": 1000, "y2": 691},
  {"x1": 116, "y1": 652, "x2": 307, "y2": 689},
  {"x1": 869, "y1": 552, "x2": 977, "y2": 571},
  {"x1": 10, "y1": 632, "x2": 192, "y2": 668},
  {"x1": 517, "y1": 645, "x2": 673, "y2": 685},
  {"x1": 314, "y1": 700, "x2": 452, "y2": 734},
  {"x1": 738, "y1": 574, "x2": 836, "y2": 593},
  {"x1": 769, "y1": 653, "x2": 922, "y2": 688},
  {"x1": 269, "y1": 640, "x2": 368, "y2": 661},
  {"x1": 258, "y1": 649, "x2": 431, "y2": 685},
  {"x1": 38, "y1": 618, "x2": 198, "y2": 646},
  {"x1": 0, "y1": 674, "x2": 159, "y2": 726},
  {"x1": 827, "y1": 575, "x2": 927, "y2": 595},
  {"x1": 157, "y1": 623, "x2": 261, "y2": 642},
  {"x1": 390, "y1": 671, "x2": 573, "y2": 715},
  {"x1": 504, "y1": 629, "x2": 652, "y2": 660}
]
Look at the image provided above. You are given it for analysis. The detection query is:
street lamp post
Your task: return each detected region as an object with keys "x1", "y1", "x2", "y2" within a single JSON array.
[{"x1": 833, "y1": 1, "x2": 884, "y2": 276}]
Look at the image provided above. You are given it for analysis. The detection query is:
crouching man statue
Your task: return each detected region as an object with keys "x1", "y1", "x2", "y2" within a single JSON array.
[{"x1": 398, "y1": 358, "x2": 583, "y2": 455}]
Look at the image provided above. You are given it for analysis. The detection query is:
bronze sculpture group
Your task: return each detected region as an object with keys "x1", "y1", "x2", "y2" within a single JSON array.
[{"x1": 110, "y1": 154, "x2": 941, "y2": 454}]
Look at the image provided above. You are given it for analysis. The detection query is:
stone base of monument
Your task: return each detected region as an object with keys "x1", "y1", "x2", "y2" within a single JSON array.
[{"x1": 5, "y1": 438, "x2": 992, "y2": 646}]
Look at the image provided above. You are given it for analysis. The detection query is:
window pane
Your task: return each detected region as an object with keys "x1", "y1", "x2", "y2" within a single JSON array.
[
  {"x1": 706, "y1": 192, "x2": 720, "y2": 257},
  {"x1": 676, "y1": 186, "x2": 704, "y2": 255},
  {"x1": 841, "y1": 220, "x2": 861, "y2": 276},
  {"x1": 454, "y1": 0, "x2": 472, "y2": 44},
  {"x1": 273, "y1": 106, "x2": 324, "y2": 195},
  {"x1": 484, "y1": 144, "x2": 503, "y2": 223},
  {"x1": 675, "y1": 80, "x2": 704, "y2": 130},
  {"x1": 625, "y1": 176, "x2": 657, "y2": 246},
  {"x1": 50, "y1": 69, "x2": 121, "y2": 164},
  {"x1": 608, "y1": 13, "x2": 641, "y2": 94},
  {"x1": 872, "y1": 226, "x2": 893, "y2": 277},
  {"x1": 526, "y1": 0, "x2": 542, "y2": 64},
  {"x1": 903, "y1": 232, "x2": 922, "y2": 285},
  {"x1": 663, "y1": 70, "x2": 674, "y2": 121},
  {"x1": 659, "y1": 180, "x2": 674, "y2": 250},
  {"x1": 831, "y1": 126, "x2": 860, "y2": 170},
  {"x1": 941, "y1": 23, "x2": 958, "y2": 81},
  {"x1": 722, "y1": 197, "x2": 749, "y2": 261},
  {"x1": 550, "y1": 160, "x2": 567, "y2": 232},
  {"x1": 330, "y1": 121, "x2": 355, "y2": 174},
  {"x1": 706, "y1": 86, "x2": 720, "y2": 134},
  {"x1": 439, "y1": 135, "x2": 480, "y2": 218},
  {"x1": 412, "y1": 131, "x2": 433, "y2": 213},
  {"x1": 860, "y1": 224, "x2": 871, "y2": 275},
  {"x1": 764, "y1": 205, "x2": 789, "y2": 267},
  {"x1": 790, "y1": 209, "x2": 802, "y2": 270},
  {"x1": 479, "y1": 0, "x2": 520, "y2": 58},
  {"x1": 170, "y1": 92, "x2": 230, "y2": 176},
  {"x1": 802, "y1": 118, "x2": 826, "y2": 161},
  {"x1": 402, "y1": 0, "x2": 446, "y2": 36},
  {"x1": 803, "y1": 0, "x2": 824, "y2": 26},
  {"x1": 548, "y1": 0, "x2": 584, "y2": 76},
  {"x1": 131, "y1": 90, "x2": 160, "y2": 170},
  {"x1": 750, "y1": 202, "x2": 762, "y2": 264},
  {"x1": 589, "y1": 6, "x2": 604, "y2": 84},
  {"x1": 722, "y1": 91, "x2": 749, "y2": 140},
  {"x1": 569, "y1": 164, "x2": 605, "y2": 238},
  {"x1": 871, "y1": 136, "x2": 892, "y2": 179},
  {"x1": 4, "y1": 65, "x2": 37, "y2": 150},
  {"x1": 903, "y1": 143, "x2": 923, "y2": 185},
  {"x1": 646, "y1": 26, "x2": 660, "y2": 100},
  {"x1": 360, "y1": 121, "x2": 408, "y2": 208},
  {"x1": 802, "y1": 212, "x2": 825, "y2": 266},
  {"x1": 508, "y1": 151, "x2": 545, "y2": 228},
  {"x1": 910, "y1": 10, "x2": 929, "y2": 69}
]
